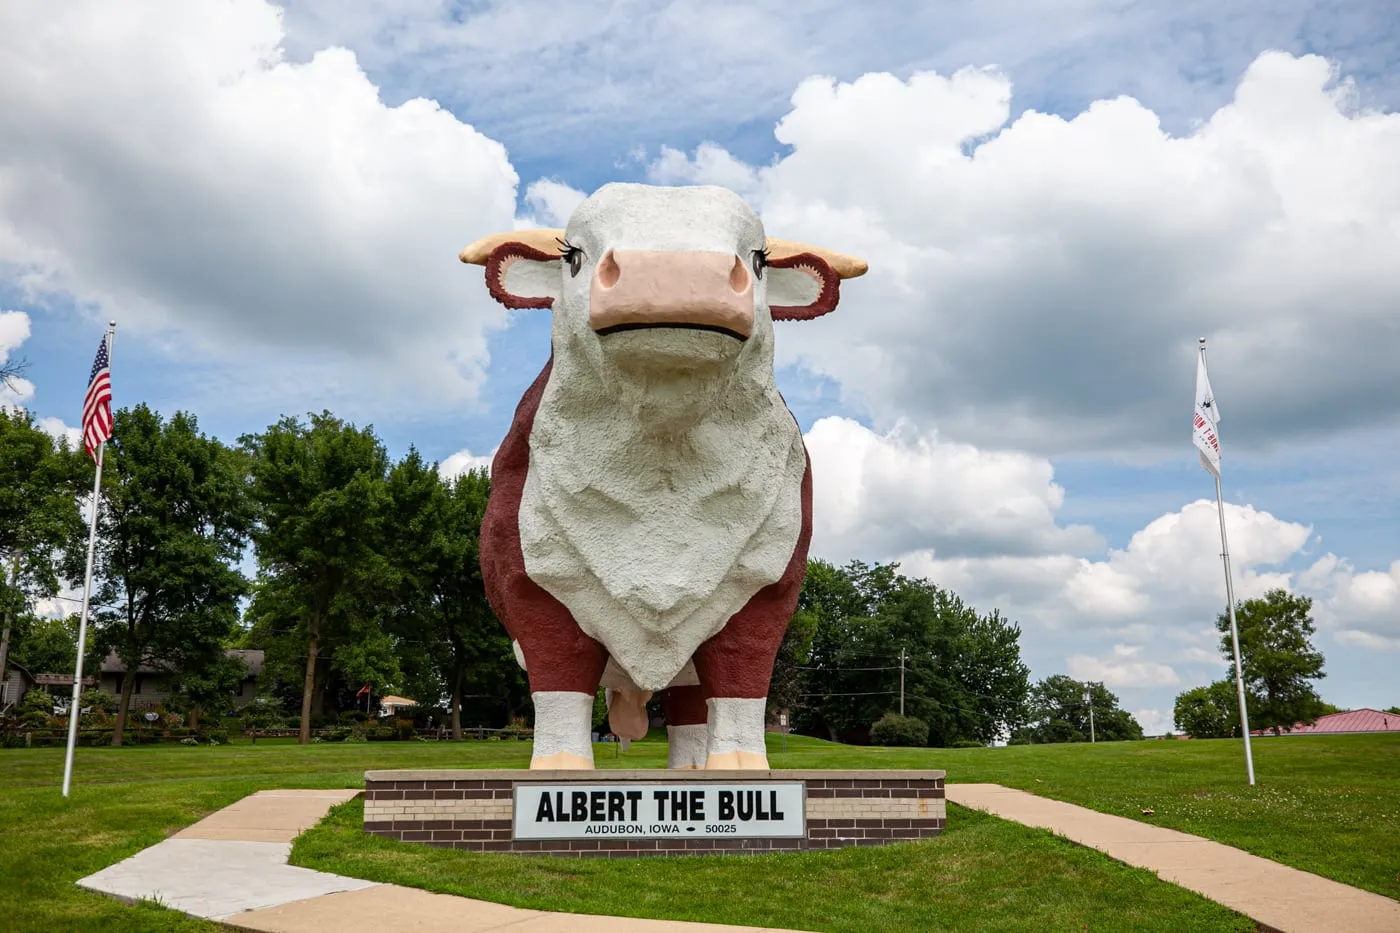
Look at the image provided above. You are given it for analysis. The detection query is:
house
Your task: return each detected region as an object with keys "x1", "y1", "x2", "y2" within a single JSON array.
[
  {"x1": 97, "y1": 649, "x2": 264, "y2": 710},
  {"x1": 377, "y1": 695, "x2": 417, "y2": 718},
  {"x1": 1251, "y1": 708, "x2": 1400, "y2": 736},
  {"x1": 2, "y1": 664, "x2": 98, "y2": 710},
  {"x1": 2, "y1": 661, "x2": 35, "y2": 708}
]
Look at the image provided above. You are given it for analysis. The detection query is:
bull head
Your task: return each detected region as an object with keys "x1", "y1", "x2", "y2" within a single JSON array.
[{"x1": 458, "y1": 186, "x2": 867, "y2": 340}]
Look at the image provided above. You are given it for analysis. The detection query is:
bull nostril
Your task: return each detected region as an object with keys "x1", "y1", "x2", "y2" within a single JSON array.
[
  {"x1": 728, "y1": 254, "x2": 749, "y2": 293},
  {"x1": 597, "y1": 250, "x2": 621, "y2": 288}
]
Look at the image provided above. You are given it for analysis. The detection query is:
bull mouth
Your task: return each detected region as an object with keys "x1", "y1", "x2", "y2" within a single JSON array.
[{"x1": 594, "y1": 321, "x2": 748, "y2": 343}]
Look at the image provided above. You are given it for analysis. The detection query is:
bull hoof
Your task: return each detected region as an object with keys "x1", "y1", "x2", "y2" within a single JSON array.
[
  {"x1": 704, "y1": 750, "x2": 770, "y2": 770},
  {"x1": 530, "y1": 751, "x2": 594, "y2": 770}
]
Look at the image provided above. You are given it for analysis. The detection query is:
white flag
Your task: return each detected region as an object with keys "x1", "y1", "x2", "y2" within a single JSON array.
[{"x1": 1193, "y1": 352, "x2": 1221, "y2": 476}]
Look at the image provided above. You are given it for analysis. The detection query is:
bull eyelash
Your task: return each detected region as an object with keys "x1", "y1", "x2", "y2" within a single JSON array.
[
  {"x1": 752, "y1": 247, "x2": 770, "y2": 280},
  {"x1": 556, "y1": 237, "x2": 584, "y2": 277}
]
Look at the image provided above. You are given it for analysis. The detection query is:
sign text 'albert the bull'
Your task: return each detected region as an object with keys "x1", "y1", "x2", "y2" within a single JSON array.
[{"x1": 460, "y1": 183, "x2": 866, "y2": 771}]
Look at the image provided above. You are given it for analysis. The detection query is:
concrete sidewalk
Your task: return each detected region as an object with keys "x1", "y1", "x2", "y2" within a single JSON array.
[
  {"x1": 947, "y1": 783, "x2": 1400, "y2": 933},
  {"x1": 77, "y1": 789, "x2": 804, "y2": 932}
]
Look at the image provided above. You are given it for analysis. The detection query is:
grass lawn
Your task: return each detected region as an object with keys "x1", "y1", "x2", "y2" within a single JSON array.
[{"x1": 0, "y1": 732, "x2": 1394, "y2": 931}]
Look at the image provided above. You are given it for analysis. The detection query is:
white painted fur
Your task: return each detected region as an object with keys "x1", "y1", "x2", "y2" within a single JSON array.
[
  {"x1": 529, "y1": 691, "x2": 595, "y2": 763},
  {"x1": 667, "y1": 723, "x2": 709, "y2": 769},
  {"x1": 517, "y1": 184, "x2": 807, "y2": 692},
  {"x1": 705, "y1": 697, "x2": 768, "y2": 758}
]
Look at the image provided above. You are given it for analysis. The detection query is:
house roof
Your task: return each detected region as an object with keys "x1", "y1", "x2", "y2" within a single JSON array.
[
  {"x1": 1252, "y1": 708, "x2": 1400, "y2": 735},
  {"x1": 379, "y1": 695, "x2": 417, "y2": 707},
  {"x1": 99, "y1": 649, "x2": 265, "y2": 677}
]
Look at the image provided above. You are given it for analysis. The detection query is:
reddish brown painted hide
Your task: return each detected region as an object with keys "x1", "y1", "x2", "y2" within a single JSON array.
[
  {"x1": 480, "y1": 358, "x2": 607, "y2": 693},
  {"x1": 481, "y1": 362, "x2": 814, "y2": 704}
]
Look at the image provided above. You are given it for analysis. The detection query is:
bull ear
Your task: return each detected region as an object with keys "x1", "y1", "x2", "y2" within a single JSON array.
[
  {"x1": 767, "y1": 252, "x2": 840, "y2": 321},
  {"x1": 460, "y1": 229, "x2": 564, "y2": 310},
  {"x1": 483, "y1": 242, "x2": 562, "y2": 310}
]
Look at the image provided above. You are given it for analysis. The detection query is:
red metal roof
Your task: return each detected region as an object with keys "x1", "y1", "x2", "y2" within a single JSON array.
[{"x1": 1252, "y1": 708, "x2": 1400, "y2": 735}]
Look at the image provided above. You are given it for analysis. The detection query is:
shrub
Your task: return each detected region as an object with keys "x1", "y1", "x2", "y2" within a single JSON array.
[
  {"x1": 869, "y1": 714, "x2": 930, "y2": 747},
  {"x1": 199, "y1": 728, "x2": 230, "y2": 745},
  {"x1": 19, "y1": 687, "x2": 53, "y2": 717},
  {"x1": 499, "y1": 722, "x2": 532, "y2": 741},
  {"x1": 395, "y1": 719, "x2": 415, "y2": 741},
  {"x1": 950, "y1": 738, "x2": 985, "y2": 749},
  {"x1": 80, "y1": 689, "x2": 118, "y2": 715},
  {"x1": 343, "y1": 732, "x2": 368, "y2": 743},
  {"x1": 181, "y1": 737, "x2": 199, "y2": 746}
]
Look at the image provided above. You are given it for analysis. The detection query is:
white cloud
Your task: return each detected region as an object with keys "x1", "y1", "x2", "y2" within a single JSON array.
[
  {"x1": 520, "y1": 179, "x2": 588, "y2": 228},
  {"x1": 805, "y1": 416, "x2": 1100, "y2": 561},
  {"x1": 1067, "y1": 646, "x2": 1181, "y2": 688},
  {"x1": 37, "y1": 417, "x2": 82, "y2": 450},
  {"x1": 0, "y1": 0, "x2": 522, "y2": 409},
  {"x1": 0, "y1": 310, "x2": 35, "y2": 406},
  {"x1": 650, "y1": 52, "x2": 1400, "y2": 459},
  {"x1": 1133, "y1": 708, "x2": 1172, "y2": 736},
  {"x1": 437, "y1": 447, "x2": 495, "y2": 480}
]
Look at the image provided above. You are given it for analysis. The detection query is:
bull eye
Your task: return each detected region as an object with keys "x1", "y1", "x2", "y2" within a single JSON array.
[
  {"x1": 557, "y1": 238, "x2": 584, "y2": 278},
  {"x1": 751, "y1": 248, "x2": 768, "y2": 281}
]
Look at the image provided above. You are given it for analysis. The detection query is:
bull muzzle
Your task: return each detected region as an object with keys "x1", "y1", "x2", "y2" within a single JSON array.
[{"x1": 588, "y1": 249, "x2": 755, "y2": 341}]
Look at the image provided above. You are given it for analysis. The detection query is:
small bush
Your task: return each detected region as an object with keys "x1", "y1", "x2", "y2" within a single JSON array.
[
  {"x1": 950, "y1": 738, "x2": 985, "y2": 749},
  {"x1": 80, "y1": 690, "x2": 118, "y2": 715},
  {"x1": 499, "y1": 722, "x2": 532, "y2": 741},
  {"x1": 180, "y1": 737, "x2": 199, "y2": 746},
  {"x1": 869, "y1": 714, "x2": 930, "y2": 747},
  {"x1": 395, "y1": 719, "x2": 415, "y2": 741}
]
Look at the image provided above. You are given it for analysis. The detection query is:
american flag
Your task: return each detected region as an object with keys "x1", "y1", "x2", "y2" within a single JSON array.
[{"x1": 82, "y1": 336, "x2": 113, "y2": 461}]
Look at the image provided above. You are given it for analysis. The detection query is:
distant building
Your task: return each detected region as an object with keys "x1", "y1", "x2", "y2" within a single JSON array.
[
  {"x1": 377, "y1": 695, "x2": 418, "y2": 717},
  {"x1": 1252, "y1": 708, "x2": 1400, "y2": 736},
  {"x1": 2, "y1": 661, "x2": 34, "y2": 708},
  {"x1": 96, "y1": 649, "x2": 264, "y2": 710}
]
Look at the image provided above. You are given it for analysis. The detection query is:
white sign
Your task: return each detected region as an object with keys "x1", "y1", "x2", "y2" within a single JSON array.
[{"x1": 513, "y1": 783, "x2": 805, "y2": 841}]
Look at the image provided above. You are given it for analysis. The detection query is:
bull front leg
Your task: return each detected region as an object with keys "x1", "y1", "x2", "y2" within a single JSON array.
[
  {"x1": 509, "y1": 602, "x2": 609, "y2": 770},
  {"x1": 691, "y1": 586, "x2": 794, "y2": 771}
]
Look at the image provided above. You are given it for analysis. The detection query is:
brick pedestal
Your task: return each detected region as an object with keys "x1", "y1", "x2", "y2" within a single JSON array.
[{"x1": 363, "y1": 769, "x2": 945, "y2": 857}]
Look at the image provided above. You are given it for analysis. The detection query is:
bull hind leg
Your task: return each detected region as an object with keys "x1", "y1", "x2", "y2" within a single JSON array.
[{"x1": 661, "y1": 685, "x2": 708, "y2": 769}]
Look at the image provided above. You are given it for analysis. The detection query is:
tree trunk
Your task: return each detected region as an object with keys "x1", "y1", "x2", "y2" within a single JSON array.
[
  {"x1": 450, "y1": 663, "x2": 464, "y2": 740},
  {"x1": 188, "y1": 706, "x2": 200, "y2": 730},
  {"x1": 299, "y1": 612, "x2": 320, "y2": 744},
  {"x1": 0, "y1": 553, "x2": 20, "y2": 688},
  {"x1": 112, "y1": 668, "x2": 138, "y2": 746}
]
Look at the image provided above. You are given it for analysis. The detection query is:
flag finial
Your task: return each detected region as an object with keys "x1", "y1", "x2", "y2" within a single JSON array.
[{"x1": 1199, "y1": 337, "x2": 1206, "y2": 345}]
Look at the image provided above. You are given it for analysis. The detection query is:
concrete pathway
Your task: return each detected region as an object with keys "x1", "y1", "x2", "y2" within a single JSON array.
[
  {"x1": 77, "y1": 789, "x2": 803, "y2": 932},
  {"x1": 947, "y1": 783, "x2": 1400, "y2": 933}
]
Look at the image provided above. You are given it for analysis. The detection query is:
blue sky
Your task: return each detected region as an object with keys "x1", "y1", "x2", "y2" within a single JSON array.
[{"x1": 3, "y1": 0, "x2": 1399, "y2": 735}]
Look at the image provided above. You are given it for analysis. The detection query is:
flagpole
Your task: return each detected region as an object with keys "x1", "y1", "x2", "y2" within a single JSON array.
[
  {"x1": 1200, "y1": 337, "x2": 1255, "y2": 786},
  {"x1": 62, "y1": 322, "x2": 114, "y2": 798}
]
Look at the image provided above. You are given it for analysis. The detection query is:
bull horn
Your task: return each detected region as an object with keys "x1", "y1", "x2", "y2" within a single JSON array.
[
  {"x1": 459, "y1": 228, "x2": 565, "y2": 265},
  {"x1": 765, "y1": 238, "x2": 868, "y2": 279}
]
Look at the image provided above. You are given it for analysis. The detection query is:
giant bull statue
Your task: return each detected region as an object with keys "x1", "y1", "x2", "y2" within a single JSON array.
[{"x1": 460, "y1": 183, "x2": 865, "y2": 770}]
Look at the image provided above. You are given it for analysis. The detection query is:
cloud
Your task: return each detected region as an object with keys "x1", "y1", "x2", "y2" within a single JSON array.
[
  {"x1": 650, "y1": 52, "x2": 1400, "y2": 459},
  {"x1": 0, "y1": 0, "x2": 522, "y2": 409},
  {"x1": 437, "y1": 447, "x2": 495, "y2": 480},
  {"x1": 1133, "y1": 708, "x2": 1172, "y2": 736},
  {"x1": 0, "y1": 310, "x2": 35, "y2": 405},
  {"x1": 519, "y1": 179, "x2": 588, "y2": 228},
  {"x1": 271, "y1": 0, "x2": 1400, "y2": 170},
  {"x1": 1067, "y1": 645, "x2": 1181, "y2": 688},
  {"x1": 805, "y1": 416, "x2": 1100, "y2": 561}
]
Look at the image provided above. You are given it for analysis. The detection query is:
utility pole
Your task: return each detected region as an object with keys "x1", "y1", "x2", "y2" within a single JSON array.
[
  {"x1": 1084, "y1": 684, "x2": 1096, "y2": 743},
  {"x1": 899, "y1": 648, "x2": 906, "y2": 716}
]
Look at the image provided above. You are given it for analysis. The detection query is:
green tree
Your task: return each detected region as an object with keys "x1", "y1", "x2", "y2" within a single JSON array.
[
  {"x1": 1220, "y1": 589, "x2": 1327, "y2": 734},
  {"x1": 794, "y1": 560, "x2": 1030, "y2": 746},
  {"x1": 387, "y1": 456, "x2": 526, "y2": 736},
  {"x1": 168, "y1": 651, "x2": 249, "y2": 729},
  {"x1": 83, "y1": 405, "x2": 251, "y2": 745},
  {"x1": 0, "y1": 409, "x2": 84, "y2": 685},
  {"x1": 1173, "y1": 679, "x2": 1241, "y2": 738},
  {"x1": 6, "y1": 612, "x2": 79, "y2": 675},
  {"x1": 1012, "y1": 675, "x2": 1143, "y2": 744},
  {"x1": 243, "y1": 412, "x2": 393, "y2": 743}
]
